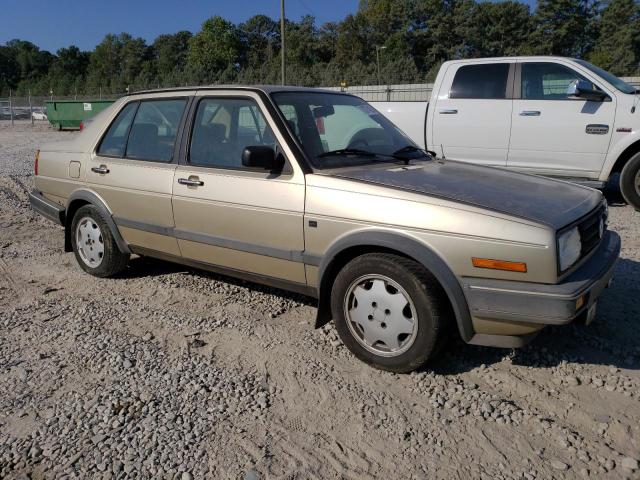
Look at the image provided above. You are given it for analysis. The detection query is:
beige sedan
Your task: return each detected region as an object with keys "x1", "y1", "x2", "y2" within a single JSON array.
[{"x1": 29, "y1": 86, "x2": 620, "y2": 372}]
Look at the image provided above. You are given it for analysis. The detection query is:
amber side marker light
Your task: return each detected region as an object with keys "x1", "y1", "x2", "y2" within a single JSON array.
[{"x1": 472, "y1": 257, "x2": 527, "y2": 273}]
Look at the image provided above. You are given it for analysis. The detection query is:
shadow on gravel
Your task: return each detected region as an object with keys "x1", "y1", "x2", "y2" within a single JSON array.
[
  {"x1": 429, "y1": 257, "x2": 640, "y2": 375},
  {"x1": 118, "y1": 255, "x2": 317, "y2": 306}
]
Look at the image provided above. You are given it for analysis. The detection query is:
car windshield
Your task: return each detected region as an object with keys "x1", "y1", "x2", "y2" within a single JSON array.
[
  {"x1": 271, "y1": 91, "x2": 428, "y2": 169},
  {"x1": 574, "y1": 60, "x2": 636, "y2": 94}
]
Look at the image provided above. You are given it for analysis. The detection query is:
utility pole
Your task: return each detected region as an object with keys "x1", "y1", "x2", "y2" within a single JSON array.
[
  {"x1": 29, "y1": 89, "x2": 33, "y2": 126},
  {"x1": 376, "y1": 46, "x2": 386, "y2": 86},
  {"x1": 280, "y1": 0, "x2": 286, "y2": 85}
]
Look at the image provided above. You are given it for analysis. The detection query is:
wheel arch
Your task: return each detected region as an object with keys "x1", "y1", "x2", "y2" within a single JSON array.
[
  {"x1": 604, "y1": 138, "x2": 640, "y2": 181},
  {"x1": 65, "y1": 189, "x2": 130, "y2": 254},
  {"x1": 314, "y1": 231, "x2": 473, "y2": 342}
]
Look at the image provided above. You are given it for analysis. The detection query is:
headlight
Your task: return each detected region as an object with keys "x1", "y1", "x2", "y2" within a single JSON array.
[{"x1": 558, "y1": 227, "x2": 581, "y2": 272}]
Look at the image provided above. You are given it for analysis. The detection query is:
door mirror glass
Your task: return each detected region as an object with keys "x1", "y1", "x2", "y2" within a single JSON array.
[
  {"x1": 567, "y1": 79, "x2": 607, "y2": 101},
  {"x1": 242, "y1": 146, "x2": 282, "y2": 171}
]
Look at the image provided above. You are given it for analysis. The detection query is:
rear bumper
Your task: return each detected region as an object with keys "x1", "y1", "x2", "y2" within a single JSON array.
[
  {"x1": 462, "y1": 230, "x2": 620, "y2": 347},
  {"x1": 29, "y1": 190, "x2": 65, "y2": 225}
]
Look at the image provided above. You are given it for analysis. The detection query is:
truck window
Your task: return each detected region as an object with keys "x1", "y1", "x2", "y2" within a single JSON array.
[
  {"x1": 521, "y1": 63, "x2": 593, "y2": 100},
  {"x1": 450, "y1": 64, "x2": 510, "y2": 99}
]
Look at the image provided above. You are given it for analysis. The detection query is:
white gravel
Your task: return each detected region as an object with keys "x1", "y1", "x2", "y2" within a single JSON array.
[{"x1": 0, "y1": 120, "x2": 639, "y2": 479}]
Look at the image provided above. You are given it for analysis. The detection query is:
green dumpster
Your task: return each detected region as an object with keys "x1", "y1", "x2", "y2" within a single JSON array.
[{"x1": 44, "y1": 100, "x2": 115, "y2": 130}]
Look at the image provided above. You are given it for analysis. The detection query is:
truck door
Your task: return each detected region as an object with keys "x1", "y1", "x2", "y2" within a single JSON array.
[
  {"x1": 431, "y1": 62, "x2": 513, "y2": 166},
  {"x1": 507, "y1": 61, "x2": 615, "y2": 179}
]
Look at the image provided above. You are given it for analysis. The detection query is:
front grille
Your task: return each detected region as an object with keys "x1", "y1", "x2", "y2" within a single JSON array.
[{"x1": 578, "y1": 206, "x2": 606, "y2": 257}]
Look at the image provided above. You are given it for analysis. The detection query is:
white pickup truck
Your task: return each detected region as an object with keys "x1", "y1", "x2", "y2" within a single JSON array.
[{"x1": 371, "y1": 56, "x2": 640, "y2": 210}]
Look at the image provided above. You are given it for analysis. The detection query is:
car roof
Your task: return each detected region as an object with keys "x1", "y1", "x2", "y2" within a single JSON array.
[{"x1": 127, "y1": 85, "x2": 348, "y2": 97}]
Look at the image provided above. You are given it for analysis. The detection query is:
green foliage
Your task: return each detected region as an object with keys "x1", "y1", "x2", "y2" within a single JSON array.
[
  {"x1": 589, "y1": 0, "x2": 640, "y2": 75},
  {"x1": 187, "y1": 16, "x2": 242, "y2": 83},
  {"x1": 1, "y1": 2, "x2": 639, "y2": 97}
]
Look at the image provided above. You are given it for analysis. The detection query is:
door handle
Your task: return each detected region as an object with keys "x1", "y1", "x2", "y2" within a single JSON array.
[
  {"x1": 91, "y1": 165, "x2": 110, "y2": 174},
  {"x1": 178, "y1": 177, "x2": 204, "y2": 187},
  {"x1": 520, "y1": 110, "x2": 541, "y2": 116},
  {"x1": 439, "y1": 109, "x2": 458, "y2": 114}
]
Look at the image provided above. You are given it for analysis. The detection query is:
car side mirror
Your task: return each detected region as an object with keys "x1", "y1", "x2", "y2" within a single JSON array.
[
  {"x1": 242, "y1": 146, "x2": 283, "y2": 171},
  {"x1": 567, "y1": 79, "x2": 608, "y2": 102}
]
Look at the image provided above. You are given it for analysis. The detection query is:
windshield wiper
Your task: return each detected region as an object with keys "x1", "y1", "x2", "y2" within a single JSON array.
[
  {"x1": 392, "y1": 145, "x2": 428, "y2": 157},
  {"x1": 317, "y1": 148, "x2": 377, "y2": 158},
  {"x1": 391, "y1": 145, "x2": 432, "y2": 164}
]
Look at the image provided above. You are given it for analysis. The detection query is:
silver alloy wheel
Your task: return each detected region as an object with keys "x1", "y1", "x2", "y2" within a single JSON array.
[
  {"x1": 343, "y1": 274, "x2": 418, "y2": 357},
  {"x1": 75, "y1": 216, "x2": 104, "y2": 268}
]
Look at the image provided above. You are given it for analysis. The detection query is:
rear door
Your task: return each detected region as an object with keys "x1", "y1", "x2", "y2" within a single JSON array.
[
  {"x1": 88, "y1": 95, "x2": 190, "y2": 256},
  {"x1": 508, "y1": 61, "x2": 616, "y2": 178},
  {"x1": 171, "y1": 91, "x2": 306, "y2": 284},
  {"x1": 431, "y1": 62, "x2": 514, "y2": 165}
]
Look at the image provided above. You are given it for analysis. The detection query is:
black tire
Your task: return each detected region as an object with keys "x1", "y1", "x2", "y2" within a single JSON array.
[
  {"x1": 70, "y1": 205, "x2": 129, "y2": 277},
  {"x1": 331, "y1": 253, "x2": 450, "y2": 373},
  {"x1": 620, "y1": 152, "x2": 640, "y2": 211}
]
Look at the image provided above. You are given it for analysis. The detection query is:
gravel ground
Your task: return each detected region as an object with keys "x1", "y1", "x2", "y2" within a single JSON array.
[{"x1": 0, "y1": 120, "x2": 639, "y2": 480}]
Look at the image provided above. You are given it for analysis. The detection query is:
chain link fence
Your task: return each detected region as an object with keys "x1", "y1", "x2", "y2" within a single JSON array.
[{"x1": 2, "y1": 76, "x2": 640, "y2": 124}]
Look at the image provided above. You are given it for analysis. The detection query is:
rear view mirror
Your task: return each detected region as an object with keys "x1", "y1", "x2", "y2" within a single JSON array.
[
  {"x1": 313, "y1": 105, "x2": 335, "y2": 118},
  {"x1": 242, "y1": 146, "x2": 283, "y2": 171},
  {"x1": 567, "y1": 80, "x2": 608, "y2": 102}
]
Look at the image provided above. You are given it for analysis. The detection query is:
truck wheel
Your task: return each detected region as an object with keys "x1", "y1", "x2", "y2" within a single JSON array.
[
  {"x1": 71, "y1": 205, "x2": 129, "y2": 277},
  {"x1": 331, "y1": 253, "x2": 449, "y2": 373},
  {"x1": 620, "y1": 152, "x2": 640, "y2": 211}
]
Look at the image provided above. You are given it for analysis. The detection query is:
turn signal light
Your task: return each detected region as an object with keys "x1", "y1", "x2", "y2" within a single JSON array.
[
  {"x1": 472, "y1": 257, "x2": 527, "y2": 273},
  {"x1": 34, "y1": 149, "x2": 40, "y2": 176}
]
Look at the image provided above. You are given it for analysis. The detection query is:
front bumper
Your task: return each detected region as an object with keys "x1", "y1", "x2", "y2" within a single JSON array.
[
  {"x1": 462, "y1": 231, "x2": 620, "y2": 345},
  {"x1": 29, "y1": 190, "x2": 65, "y2": 225}
]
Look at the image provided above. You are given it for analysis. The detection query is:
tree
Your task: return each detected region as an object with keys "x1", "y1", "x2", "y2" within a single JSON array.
[
  {"x1": 0, "y1": 46, "x2": 19, "y2": 94},
  {"x1": 532, "y1": 0, "x2": 598, "y2": 57},
  {"x1": 152, "y1": 31, "x2": 192, "y2": 82},
  {"x1": 187, "y1": 16, "x2": 242, "y2": 82},
  {"x1": 238, "y1": 15, "x2": 279, "y2": 69},
  {"x1": 471, "y1": 2, "x2": 534, "y2": 57},
  {"x1": 589, "y1": 0, "x2": 640, "y2": 75}
]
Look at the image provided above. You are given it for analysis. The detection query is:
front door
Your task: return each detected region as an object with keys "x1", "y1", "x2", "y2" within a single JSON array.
[
  {"x1": 88, "y1": 96, "x2": 190, "y2": 255},
  {"x1": 431, "y1": 62, "x2": 513, "y2": 166},
  {"x1": 508, "y1": 61, "x2": 616, "y2": 178},
  {"x1": 172, "y1": 92, "x2": 306, "y2": 284}
]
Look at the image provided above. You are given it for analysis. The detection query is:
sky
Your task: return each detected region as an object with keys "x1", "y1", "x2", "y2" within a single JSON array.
[{"x1": 1, "y1": 0, "x2": 360, "y2": 53}]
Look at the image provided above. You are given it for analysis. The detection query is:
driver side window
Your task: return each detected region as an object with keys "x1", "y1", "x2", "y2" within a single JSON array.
[
  {"x1": 189, "y1": 98, "x2": 276, "y2": 169},
  {"x1": 521, "y1": 63, "x2": 594, "y2": 100}
]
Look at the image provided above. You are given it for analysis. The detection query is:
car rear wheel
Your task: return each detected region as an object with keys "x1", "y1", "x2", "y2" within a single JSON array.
[
  {"x1": 71, "y1": 205, "x2": 129, "y2": 277},
  {"x1": 331, "y1": 253, "x2": 450, "y2": 373},
  {"x1": 620, "y1": 152, "x2": 640, "y2": 211}
]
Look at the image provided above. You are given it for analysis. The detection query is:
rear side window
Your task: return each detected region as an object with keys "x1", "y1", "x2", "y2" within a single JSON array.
[
  {"x1": 125, "y1": 99, "x2": 187, "y2": 162},
  {"x1": 521, "y1": 62, "x2": 592, "y2": 100},
  {"x1": 450, "y1": 64, "x2": 510, "y2": 99},
  {"x1": 97, "y1": 102, "x2": 137, "y2": 157}
]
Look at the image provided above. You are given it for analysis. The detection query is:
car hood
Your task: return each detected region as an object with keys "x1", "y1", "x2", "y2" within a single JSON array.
[{"x1": 326, "y1": 160, "x2": 602, "y2": 229}]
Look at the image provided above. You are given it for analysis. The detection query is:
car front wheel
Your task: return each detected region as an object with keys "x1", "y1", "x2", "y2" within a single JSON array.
[
  {"x1": 331, "y1": 253, "x2": 450, "y2": 373},
  {"x1": 71, "y1": 205, "x2": 129, "y2": 277}
]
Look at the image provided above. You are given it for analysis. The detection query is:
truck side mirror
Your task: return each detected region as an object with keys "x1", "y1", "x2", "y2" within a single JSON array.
[
  {"x1": 567, "y1": 80, "x2": 608, "y2": 102},
  {"x1": 242, "y1": 146, "x2": 284, "y2": 171}
]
